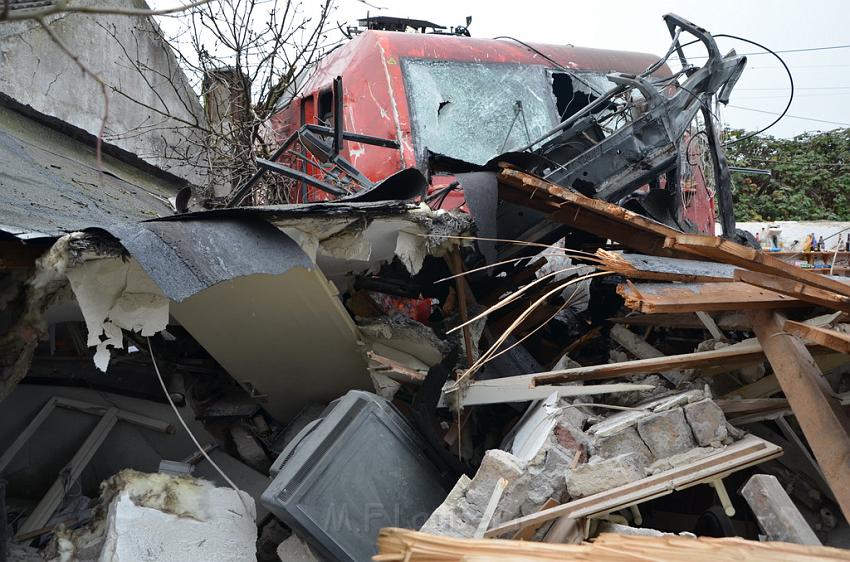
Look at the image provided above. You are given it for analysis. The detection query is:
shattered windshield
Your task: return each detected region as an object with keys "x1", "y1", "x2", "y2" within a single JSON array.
[{"x1": 402, "y1": 59, "x2": 561, "y2": 166}]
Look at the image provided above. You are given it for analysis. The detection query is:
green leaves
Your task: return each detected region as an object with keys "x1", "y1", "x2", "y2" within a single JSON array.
[{"x1": 725, "y1": 128, "x2": 850, "y2": 221}]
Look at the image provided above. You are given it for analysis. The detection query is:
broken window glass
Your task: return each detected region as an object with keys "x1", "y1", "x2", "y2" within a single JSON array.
[{"x1": 402, "y1": 59, "x2": 560, "y2": 166}]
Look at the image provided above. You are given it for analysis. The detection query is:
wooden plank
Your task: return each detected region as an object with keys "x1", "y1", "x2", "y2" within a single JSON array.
[
  {"x1": 510, "y1": 498, "x2": 559, "y2": 541},
  {"x1": 0, "y1": 397, "x2": 58, "y2": 474},
  {"x1": 473, "y1": 478, "x2": 508, "y2": 538},
  {"x1": 734, "y1": 269, "x2": 850, "y2": 313},
  {"x1": 752, "y1": 310, "x2": 850, "y2": 523},
  {"x1": 367, "y1": 351, "x2": 427, "y2": 385},
  {"x1": 497, "y1": 169, "x2": 681, "y2": 257},
  {"x1": 596, "y1": 249, "x2": 736, "y2": 283},
  {"x1": 529, "y1": 341, "x2": 766, "y2": 387},
  {"x1": 609, "y1": 311, "x2": 754, "y2": 331},
  {"x1": 664, "y1": 234, "x2": 850, "y2": 299},
  {"x1": 609, "y1": 324, "x2": 688, "y2": 385},
  {"x1": 17, "y1": 409, "x2": 118, "y2": 536},
  {"x1": 784, "y1": 320, "x2": 850, "y2": 355},
  {"x1": 376, "y1": 527, "x2": 850, "y2": 561},
  {"x1": 741, "y1": 474, "x2": 821, "y2": 546},
  {"x1": 716, "y1": 398, "x2": 790, "y2": 417},
  {"x1": 440, "y1": 381, "x2": 656, "y2": 407},
  {"x1": 55, "y1": 397, "x2": 173, "y2": 433},
  {"x1": 617, "y1": 281, "x2": 806, "y2": 313},
  {"x1": 696, "y1": 311, "x2": 725, "y2": 340},
  {"x1": 483, "y1": 435, "x2": 780, "y2": 538}
]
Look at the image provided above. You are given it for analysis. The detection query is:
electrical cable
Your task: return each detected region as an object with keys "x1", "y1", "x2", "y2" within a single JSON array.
[
  {"x1": 712, "y1": 33, "x2": 794, "y2": 145},
  {"x1": 686, "y1": 43, "x2": 850, "y2": 58},
  {"x1": 147, "y1": 337, "x2": 254, "y2": 519},
  {"x1": 728, "y1": 105, "x2": 850, "y2": 127}
]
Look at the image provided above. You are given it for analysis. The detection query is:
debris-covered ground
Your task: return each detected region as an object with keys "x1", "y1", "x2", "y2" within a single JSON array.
[{"x1": 3, "y1": 10, "x2": 850, "y2": 562}]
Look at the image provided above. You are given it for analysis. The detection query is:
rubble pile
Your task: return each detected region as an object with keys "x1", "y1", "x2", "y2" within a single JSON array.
[{"x1": 2, "y1": 10, "x2": 850, "y2": 562}]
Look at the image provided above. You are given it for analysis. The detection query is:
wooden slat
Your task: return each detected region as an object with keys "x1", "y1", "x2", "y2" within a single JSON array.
[
  {"x1": 529, "y1": 341, "x2": 766, "y2": 386},
  {"x1": 716, "y1": 398, "x2": 790, "y2": 417},
  {"x1": 664, "y1": 234, "x2": 850, "y2": 299},
  {"x1": 617, "y1": 281, "x2": 806, "y2": 313},
  {"x1": 17, "y1": 409, "x2": 118, "y2": 536},
  {"x1": 609, "y1": 324, "x2": 688, "y2": 385},
  {"x1": 734, "y1": 269, "x2": 850, "y2": 313},
  {"x1": 784, "y1": 320, "x2": 850, "y2": 354},
  {"x1": 752, "y1": 310, "x2": 850, "y2": 523},
  {"x1": 0, "y1": 397, "x2": 58, "y2": 474},
  {"x1": 609, "y1": 311, "x2": 753, "y2": 331}
]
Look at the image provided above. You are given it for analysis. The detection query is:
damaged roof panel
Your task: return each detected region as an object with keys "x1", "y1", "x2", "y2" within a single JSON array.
[{"x1": 0, "y1": 96, "x2": 182, "y2": 239}]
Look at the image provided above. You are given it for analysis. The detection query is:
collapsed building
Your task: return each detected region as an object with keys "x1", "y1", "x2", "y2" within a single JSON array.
[{"x1": 2, "y1": 11, "x2": 850, "y2": 562}]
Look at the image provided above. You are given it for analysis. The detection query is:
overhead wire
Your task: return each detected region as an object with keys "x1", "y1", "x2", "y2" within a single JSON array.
[
  {"x1": 727, "y1": 105, "x2": 850, "y2": 127},
  {"x1": 711, "y1": 34, "x2": 795, "y2": 145}
]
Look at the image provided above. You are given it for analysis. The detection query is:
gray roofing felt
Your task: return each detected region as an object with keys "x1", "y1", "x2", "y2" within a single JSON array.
[{"x1": 0, "y1": 99, "x2": 182, "y2": 239}]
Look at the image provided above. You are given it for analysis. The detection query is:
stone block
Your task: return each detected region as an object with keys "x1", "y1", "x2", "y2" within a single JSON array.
[
  {"x1": 637, "y1": 407, "x2": 695, "y2": 458},
  {"x1": 565, "y1": 453, "x2": 645, "y2": 499},
  {"x1": 594, "y1": 426, "x2": 654, "y2": 466},
  {"x1": 684, "y1": 399, "x2": 728, "y2": 446}
]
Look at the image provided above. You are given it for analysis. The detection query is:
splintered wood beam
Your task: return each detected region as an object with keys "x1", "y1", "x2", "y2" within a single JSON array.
[
  {"x1": 376, "y1": 528, "x2": 850, "y2": 561},
  {"x1": 596, "y1": 249, "x2": 736, "y2": 283},
  {"x1": 664, "y1": 234, "x2": 850, "y2": 299},
  {"x1": 752, "y1": 310, "x2": 850, "y2": 523},
  {"x1": 784, "y1": 320, "x2": 850, "y2": 355},
  {"x1": 617, "y1": 281, "x2": 806, "y2": 313},
  {"x1": 734, "y1": 269, "x2": 850, "y2": 313},
  {"x1": 497, "y1": 169, "x2": 684, "y2": 257}
]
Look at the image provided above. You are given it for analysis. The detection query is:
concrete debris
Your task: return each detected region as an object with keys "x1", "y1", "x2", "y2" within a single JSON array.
[
  {"x1": 565, "y1": 452, "x2": 646, "y2": 499},
  {"x1": 684, "y1": 399, "x2": 729, "y2": 447},
  {"x1": 276, "y1": 533, "x2": 319, "y2": 562},
  {"x1": 4, "y1": 10, "x2": 849, "y2": 561},
  {"x1": 636, "y1": 408, "x2": 697, "y2": 459},
  {"x1": 47, "y1": 470, "x2": 256, "y2": 562}
]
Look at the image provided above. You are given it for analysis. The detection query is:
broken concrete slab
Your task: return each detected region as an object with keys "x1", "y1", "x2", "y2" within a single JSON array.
[{"x1": 636, "y1": 408, "x2": 696, "y2": 459}]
